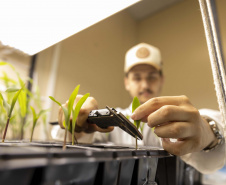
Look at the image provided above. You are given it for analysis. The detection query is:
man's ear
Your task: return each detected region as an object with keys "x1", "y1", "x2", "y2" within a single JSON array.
[{"x1": 124, "y1": 76, "x2": 130, "y2": 91}]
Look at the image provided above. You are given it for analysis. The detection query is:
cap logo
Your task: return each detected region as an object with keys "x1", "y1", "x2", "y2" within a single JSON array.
[{"x1": 136, "y1": 47, "x2": 150, "y2": 58}]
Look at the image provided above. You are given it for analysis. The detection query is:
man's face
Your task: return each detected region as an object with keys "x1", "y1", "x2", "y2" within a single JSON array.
[{"x1": 124, "y1": 64, "x2": 164, "y2": 104}]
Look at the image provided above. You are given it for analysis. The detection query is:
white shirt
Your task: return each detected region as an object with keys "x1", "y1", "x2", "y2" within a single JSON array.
[{"x1": 51, "y1": 105, "x2": 225, "y2": 174}]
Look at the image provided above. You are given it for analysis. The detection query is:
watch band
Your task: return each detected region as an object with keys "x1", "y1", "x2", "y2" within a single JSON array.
[{"x1": 203, "y1": 117, "x2": 224, "y2": 152}]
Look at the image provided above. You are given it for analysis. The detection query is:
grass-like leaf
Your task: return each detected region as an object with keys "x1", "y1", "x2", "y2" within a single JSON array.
[
  {"x1": 49, "y1": 95, "x2": 70, "y2": 149},
  {"x1": 49, "y1": 85, "x2": 88, "y2": 148},
  {"x1": 30, "y1": 106, "x2": 37, "y2": 122},
  {"x1": 132, "y1": 96, "x2": 141, "y2": 129},
  {"x1": 18, "y1": 90, "x2": 27, "y2": 117},
  {"x1": 0, "y1": 92, "x2": 10, "y2": 113},
  {"x1": 2, "y1": 86, "x2": 24, "y2": 142},
  {"x1": 49, "y1": 96, "x2": 61, "y2": 107},
  {"x1": 0, "y1": 61, "x2": 7, "y2": 66},
  {"x1": 71, "y1": 93, "x2": 90, "y2": 145},
  {"x1": 0, "y1": 93, "x2": 3, "y2": 106},
  {"x1": 30, "y1": 106, "x2": 49, "y2": 142},
  {"x1": 49, "y1": 96, "x2": 69, "y2": 124},
  {"x1": 5, "y1": 87, "x2": 20, "y2": 93},
  {"x1": 8, "y1": 87, "x2": 24, "y2": 118},
  {"x1": 0, "y1": 61, "x2": 15, "y2": 71},
  {"x1": 67, "y1": 85, "x2": 80, "y2": 117},
  {"x1": 132, "y1": 96, "x2": 141, "y2": 150}
]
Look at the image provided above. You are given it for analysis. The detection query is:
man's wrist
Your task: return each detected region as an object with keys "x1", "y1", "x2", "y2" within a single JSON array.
[{"x1": 202, "y1": 117, "x2": 224, "y2": 152}]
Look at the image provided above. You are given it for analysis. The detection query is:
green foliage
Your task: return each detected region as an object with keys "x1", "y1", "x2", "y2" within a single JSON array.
[
  {"x1": 0, "y1": 61, "x2": 15, "y2": 71},
  {"x1": 68, "y1": 85, "x2": 80, "y2": 117},
  {"x1": 71, "y1": 93, "x2": 90, "y2": 145},
  {"x1": 49, "y1": 85, "x2": 90, "y2": 146},
  {"x1": 132, "y1": 96, "x2": 141, "y2": 129},
  {"x1": 30, "y1": 106, "x2": 49, "y2": 142},
  {"x1": 2, "y1": 86, "x2": 23, "y2": 142},
  {"x1": 8, "y1": 86, "x2": 24, "y2": 118},
  {"x1": 0, "y1": 61, "x2": 48, "y2": 140},
  {"x1": 132, "y1": 96, "x2": 141, "y2": 150},
  {"x1": 18, "y1": 90, "x2": 27, "y2": 117},
  {"x1": 49, "y1": 96, "x2": 69, "y2": 125}
]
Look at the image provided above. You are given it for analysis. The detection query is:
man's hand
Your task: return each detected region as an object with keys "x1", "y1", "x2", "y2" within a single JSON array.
[
  {"x1": 131, "y1": 95, "x2": 218, "y2": 156},
  {"x1": 58, "y1": 95, "x2": 114, "y2": 133}
]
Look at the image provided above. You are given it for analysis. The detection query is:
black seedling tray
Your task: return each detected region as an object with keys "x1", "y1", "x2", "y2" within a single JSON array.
[{"x1": 0, "y1": 141, "x2": 200, "y2": 185}]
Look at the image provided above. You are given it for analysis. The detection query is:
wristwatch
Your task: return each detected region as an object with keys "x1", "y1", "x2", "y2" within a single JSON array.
[{"x1": 203, "y1": 117, "x2": 224, "y2": 152}]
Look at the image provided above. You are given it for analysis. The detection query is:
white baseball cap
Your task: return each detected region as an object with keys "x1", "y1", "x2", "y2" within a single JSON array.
[{"x1": 124, "y1": 43, "x2": 162, "y2": 73}]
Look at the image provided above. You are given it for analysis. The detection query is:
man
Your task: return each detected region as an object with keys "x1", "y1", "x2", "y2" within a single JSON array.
[{"x1": 54, "y1": 43, "x2": 225, "y2": 174}]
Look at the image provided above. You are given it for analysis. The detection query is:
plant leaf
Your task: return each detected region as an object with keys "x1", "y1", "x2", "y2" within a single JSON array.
[
  {"x1": 18, "y1": 90, "x2": 27, "y2": 117},
  {"x1": 49, "y1": 96, "x2": 69, "y2": 129},
  {"x1": 0, "y1": 61, "x2": 7, "y2": 66},
  {"x1": 132, "y1": 96, "x2": 140, "y2": 113},
  {"x1": 9, "y1": 115, "x2": 16, "y2": 122},
  {"x1": 0, "y1": 92, "x2": 10, "y2": 113},
  {"x1": 5, "y1": 87, "x2": 20, "y2": 93},
  {"x1": 30, "y1": 106, "x2": 38, "y2": 142},
  {"x1": 132, "y1": 96, "x2": 141, "y2": 129},
  {"x1": 0, "y1": 92, "x2": 3, "y2": 106},
  {"x1": 30, "y1": 106, "x2": 37, "y2": 122},
  {"x1": 72, "y1": 93, "x2": 90, "y2": 132},
  {"x1": 37, "y1": 109, "x2": 50, "y2": 119},
  {"x1": 49, "y1": 96, "x2": 62, "y2": 107},
  {"x1": 17, "y1": 73, "x2": 25, "y2": 87},
  {"x1": 62, "y1": 106, "x2": 69, "y2": 126},
  {"x1": 0, "y1": 77, "x2": 17, "y2": 85},
  {"x1": 8, "y1": 86, "x2": 24, "y2": 118},
  {"x1": 0, "y1": 61, "x2": 15, "y2": 71},
  {"x1": 67, "y1": 85, "x2": 80, "y2": 117}
]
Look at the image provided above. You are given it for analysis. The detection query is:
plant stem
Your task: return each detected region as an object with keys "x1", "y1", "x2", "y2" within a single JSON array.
[
  {"x1": 30, "y1": 126, "x2": 34, "y2": 142},
  {"x1": 20, "y1": 117, "x2": 26, "y2": 140},
  {"x1": 72, "y1": 132, "x2": 74, "y2": 145},
  {"x1": 135, "y1": 136, "x2": 138, "y2": 150},
  {"x1": 63, "y1": 128, "x2": 68, "y2": 150},
  {"x1": 2, "y1": 117, "x2": 10, "y2": 142}
]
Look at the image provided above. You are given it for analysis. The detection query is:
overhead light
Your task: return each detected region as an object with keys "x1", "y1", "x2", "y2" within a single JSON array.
[{"x1": 0, "y1": 0, "x2": 140, "y2": 55}]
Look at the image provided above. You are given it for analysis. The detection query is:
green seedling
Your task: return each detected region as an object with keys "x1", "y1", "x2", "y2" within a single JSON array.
[
  {"x1": 132, "y1": 96, "x2": 141, "y2": 150},
  {"x1": 30, "y1": 106, "x2": 49, "y2": 142},
  {"x1": 71, "y1": 93, "x2": 90, "y2": 145},
  {"x1": 1, "y1": 86, "x2": 24, "y2": 142},
  {"x1": 1, "y1": 61, "x2": 47, "y2": 140},
  {"x1": 17, "y1": 74, "x2": 30, "y2": 139},
  {"x1": 0, "y1": 61, "x2": 15, "y2": 70},
  {"x1": 49, "y1": 85, "x2": 80, "y2": 149}
]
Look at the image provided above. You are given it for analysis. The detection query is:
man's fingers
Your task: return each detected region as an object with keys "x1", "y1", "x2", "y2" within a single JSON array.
[
  {"x1": 131, "y1": 95, "x2": 190, "y2": 121},
  {"x1": 75, "y1": 122, "x2": 114, "y2": 133},
  {"x1": 147, "y1": 105, "x2": 197, "y2": 127},
  {"x1": 94, "y1": 126, "x2": 114, "y2": 133},
  {"x1": 161, "y1": 138, "x2": 194, "y2": 156},
  {"x1": 147, "y1": 105, "x2": 186, "y2": 127},
  {"x1": 154, "y1": 121, "x2": 193, "y2": 139}
]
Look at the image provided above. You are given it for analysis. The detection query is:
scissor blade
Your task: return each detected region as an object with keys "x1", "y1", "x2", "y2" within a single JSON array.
[{"x1": 117, "y1": 112, "x2": 143, "y2": 140}]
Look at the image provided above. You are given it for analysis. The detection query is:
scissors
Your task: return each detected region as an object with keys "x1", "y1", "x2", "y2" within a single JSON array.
[{"x1": 87, "y1": 106, "x2": 143, "y2": 140}]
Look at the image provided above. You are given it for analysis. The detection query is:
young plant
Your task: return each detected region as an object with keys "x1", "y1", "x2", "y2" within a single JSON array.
[
  {"x1": 1, "y1": 86, "x2": 24, "y2": 142},
  {"x1": 49, "y1": 85, "x2": 80, "y2": 149},
  {"x1": 132, "y1": 96, "x2": 141, "y2": 149},
  {"x1": 30, "y1": 106, "x2": 49, "y2": 142},
  {"x1": 71, "y1": 93, "x2": 90, "y2": 145}
]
